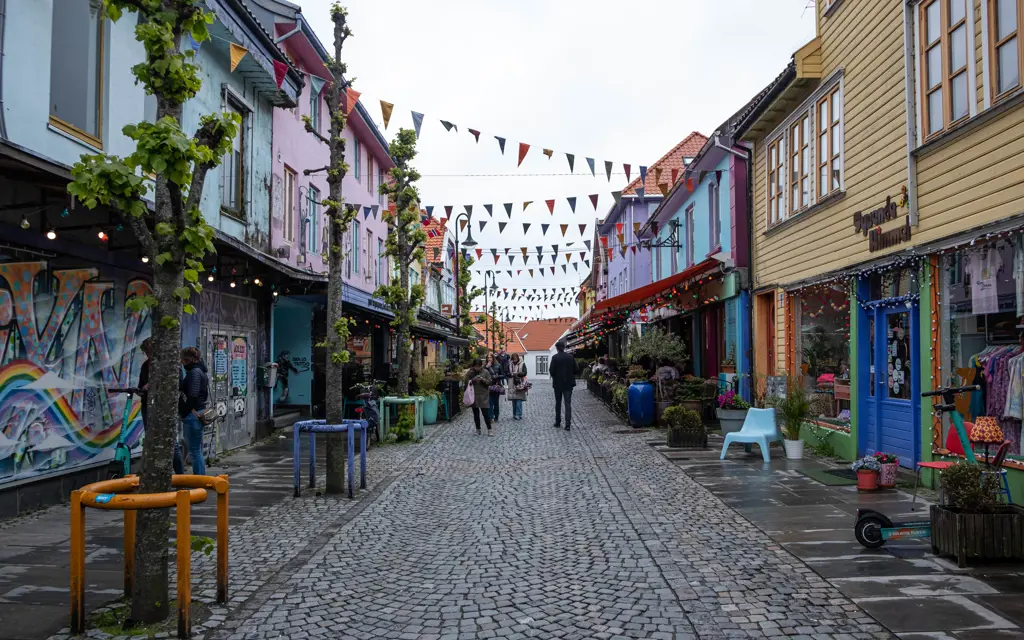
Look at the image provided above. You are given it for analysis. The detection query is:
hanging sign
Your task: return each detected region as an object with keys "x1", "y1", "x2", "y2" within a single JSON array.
[{"x1": 853, "y1": 195, "x2": 912, "y2": 252}]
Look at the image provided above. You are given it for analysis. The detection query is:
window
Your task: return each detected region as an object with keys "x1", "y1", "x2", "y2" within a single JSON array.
[
  {"x1": 49, "y1": 0, "x2": 105, "y2": 147},
  {"x1": 377, "y1": 238, "x2": 385, "y2": 286},
  {"x1": 685, "y1": 205, "x2": 695, "y2": 267},
  {"x1": 307, "y1": 186, "x2": 320, "y2": 254},
  {"x1": 365, "y1": 229, "x2": 373, "y2": 280},
  {"x1": 536, "y1": 355, "x2": 549, "y2": 375},
  {"x1": 309, "y1": 85, "x2": 320, "y2": 134},
  {"x1": 367, "y1": 156, "x2": 374, "y2": 194},
  {"x1": 352, "y1": 219, "x2": 361, "y2": 276},
  {"x1": 378, "y1": 166, "x2": 385, "y2": 203},
  {"x1": 353, "y1": 138, "x2": 361, "y2": 180},
  {"x1": 767, "y1": 138, "x2": 784, "y2": 226},
  {"x1": 817, "y1": 87, "x2": 842, "y2": 199},
  {"x1": 789, "y1": 114, "x2": 810, "y2": 213},
  {"x1": 283, "y1": 167, "x2": 296, "y2": 243},
  {"x1": 921, "y1": 0, "x2": 970, "y2": 137},
  {"x1": 990, "y1": 0, "x2": 1022, "y2": 99},
  {"x1": 708, "y1": 180, "x2": 721, "y2": 251},
  {"x1": 671, "y1": 221, "x2": 679, "y2": 274},
  {"x1": 221, "y1": 99, "x2": 246, "y2": 216}
]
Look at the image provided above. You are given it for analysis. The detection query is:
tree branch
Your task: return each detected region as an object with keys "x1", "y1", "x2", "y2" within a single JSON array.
[
  {"x1": 185, "y1": 160, "x2": 214, "y2": 219},
  {"x1": 127, "y1": 214, "x2": 156, "y2": 258},
  {"x1": 305, "y1": 123, "x2": 331, "y2": 146},
  {"x1": 304, "y1": 166, "x2": 330, "y2": 176}
]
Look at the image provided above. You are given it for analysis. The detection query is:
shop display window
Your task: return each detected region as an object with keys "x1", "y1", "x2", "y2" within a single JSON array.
[{"x1": 795, "y1": 283, "x2": 850, "y2": 421}]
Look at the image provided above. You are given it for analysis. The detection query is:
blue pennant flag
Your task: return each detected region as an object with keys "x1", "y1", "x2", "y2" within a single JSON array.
[
  {"x1": 504, "y1": 203, "x2": 513, "y2": 218},
  {"x1": 495, "y1": 136, "x2": 506, "y2": 154},
  {"x1": 639, "y1": 165, "x2": 648, "y2": 184},
  {"x1": 586, "y1": 157, "x2": 595, "y2": 177},
  {"x1": 185, "y1": 32, "x2": 202, "y2": 53},
  {"x1": 371, "y1": 205, "x2": 379, "y2": 218},
  {"x1": 363, "y1": 207, "x2": 372, "y2": 220},
  {"x1": 484, "y1": 204, "x2": 493, "y2": 217},
  {"x1": 426, "y1": 205, "x2": 434, "y2": 217},
  {"x1": 411, "y1": 111, "x2": 424, "y2": 138},
  {"x1": 567, "y1": 197, "x2": 576, "y2": 213}
]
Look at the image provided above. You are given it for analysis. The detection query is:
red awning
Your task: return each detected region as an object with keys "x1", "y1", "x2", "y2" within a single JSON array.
[{"x1": 593, "y1": 258, "x2": 720, "y2": 313}]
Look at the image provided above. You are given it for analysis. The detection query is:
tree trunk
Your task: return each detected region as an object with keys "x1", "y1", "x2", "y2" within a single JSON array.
[
  {"x1": 396, "y1": 229, "x2": 411, "y2": 396},
  {"x1": 324, "y1": 216, "x2": 346, "y2": 494}
]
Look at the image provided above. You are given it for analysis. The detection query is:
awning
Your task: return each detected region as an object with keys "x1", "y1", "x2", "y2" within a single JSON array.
[
  {"x1": 446, "y1": 336, "x2": 470, "y2": 348},
  {"x1": 213, "y1": 229, "x2": 326, "y2": 283},
  {"x1": 593, "y1": 258, "x2": 720, "y2": 313},
  {"x1": 412, "y1": 321, "x2": 451, "y2": 341}
]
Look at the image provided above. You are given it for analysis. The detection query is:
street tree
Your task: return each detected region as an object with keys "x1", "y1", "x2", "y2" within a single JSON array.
[
  {"x1": 457, "y1": 253, "x2": 482, "y2": 362},
  {"x1": 376, "y1": 129, "x2": 425, "y2": 396},
  {"x1": 304, "y1": 3, "x2": 358, "y2": 495},
  {"x1": 65, "y1": 0, "x2": 238, "y2": 624}
]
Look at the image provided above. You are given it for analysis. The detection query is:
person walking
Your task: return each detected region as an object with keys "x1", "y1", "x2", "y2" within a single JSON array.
[
  {"x1": 174, "y1": 347, "x2": 210, "y2": 475},
  {"x1": 487, "y1": 355, "x2": 505, "y2": 421},
  {"x1": 464, "y1": 358, "x2": 494, "y2": 435},
  {"x1": 507, "y1": 353, "x2": 528, "y2": 420},
  {"x1": 549, "y1": 341, "x2": 576, "y2": 431},
  {"x1": 137, "y1": 338, "x2": 152, "y2": 429}
]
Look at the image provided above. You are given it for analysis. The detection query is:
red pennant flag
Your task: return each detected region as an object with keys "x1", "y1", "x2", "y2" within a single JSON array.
[
  {"x1": 518, "y1": 143, "x2": 530, "y2": 167},
  {"x1": 607, "y1": 247, "x2": 613, "y2": 261},
  {"x1": 671, "y1": 168, "x2": 679, "y2": 184},
  {"x1": 615, "y1": 223, "x2": 624, "y2": 234},
  {"x1": 468, "y1": 128, "x2": 481, "y2": 142},
  {"x1": 624, "y1": 164, "x2": 631, "y2": 182},
  {"x1": 494, "y1": 255, "x2": 500, "y2": 264},
  {"x1": 274, "y1": 60, "x2": 288, "y2": 89},
  {"x1": 589, "y1": 194, "x2": 599, "y2": 210},
  {"x1": 546, "y1": 199, "x2": 555, "y2": 215},
  {"x1": 475, "y1": 248, "x2": 483, "y2": 259},
  {"x1": 445, "y1": 205, "x2": 453, "y2": 217},
  {"x1": 686, "y1": 178, "x2": 694, "y2": 192},
  {"x1": 550, "y1": 267, "x2": 555, "y2": 275},
  {"x1": 517, "y1": 270, "x2": 522, "y2": 275},
  {"x1": 344, "y1": 87, "x2": 361, "y2": 114},
  {"x1": 631, "y1": 245, "x2": 637, "y2": 254},
  {"x1": 600, "y1": 236, "x2": 608, "y2": 247}
]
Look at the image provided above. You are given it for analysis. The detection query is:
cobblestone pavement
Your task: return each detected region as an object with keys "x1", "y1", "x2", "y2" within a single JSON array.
[{"x1": 203, "y1": 387, "x2": 893, "y2": 640}]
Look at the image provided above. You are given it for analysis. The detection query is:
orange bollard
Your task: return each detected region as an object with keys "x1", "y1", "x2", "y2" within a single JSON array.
[
  {"x1": 123, "y1": 510, "x2": 136, "y2": 597},
  {"x1": 176, "y1": 490, "x2": 191, "y2": 639},
  {"x1": 216, "y1": 474, "x2": 229, "y2": 604},
  {"x1": 70, "y1": 490, "x2": 85, "y2": 634}
]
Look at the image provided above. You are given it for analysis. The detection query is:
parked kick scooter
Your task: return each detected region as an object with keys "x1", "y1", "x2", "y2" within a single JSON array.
[
  {"x1": 105, "y1": 387, "x2": 140, "y2": 479},
  {"x1": 854, "y1": 384, "x2": 981, "y2": 549}
]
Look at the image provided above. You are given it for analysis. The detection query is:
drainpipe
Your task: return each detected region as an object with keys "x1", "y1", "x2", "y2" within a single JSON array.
[
  {"x1": 0, "y1": 0, "x2": 7, "y2": 140},
  {"x1": 274, "y1": 26, "x2": 302, "y2": 45},
  {"x1": 903, "y1": 0, "x2": 920, "y2": 225}
]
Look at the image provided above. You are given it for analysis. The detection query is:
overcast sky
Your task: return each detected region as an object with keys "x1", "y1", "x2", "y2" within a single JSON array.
[{"x1": 301, "y1": 0, "x2": 817, "y2": 322}]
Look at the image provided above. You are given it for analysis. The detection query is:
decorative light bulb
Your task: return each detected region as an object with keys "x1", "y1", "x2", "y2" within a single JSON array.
[
  {"x1": 208, "y1": 274, "x2": 215, "y2": 282},
  {"x1": 230, "y1": 281, "x2": 237, "y2": 288},
  {"x1": 19, "y1": 216, "x2": 30, "y2": 230},
  {"x1": 97, "y1": 230, "x2": 108, "y2": 241},
  {"x1": 141, "y1": 256, "x2": 150, "y2": 263},
  {"x1": 46, "y1": 229, "x2": 57, "y2": 240}
]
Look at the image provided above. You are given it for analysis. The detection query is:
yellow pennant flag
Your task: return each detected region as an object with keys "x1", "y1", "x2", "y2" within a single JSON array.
[
  {"x1": 229, "y1": 43, "x2": 248, "y2": 72},
  {"x1": 523, "y1": 200, "x2": 533, "y2": 210},
  {"x1": 633, "y1": 222, "x2": 641, "y2": 233},
  {"x1": 459, "y1": 218, "x2": 468, "y2": 231},
  {"x1": 380, "y1": 101, "x2": 394, "y2": 129}
]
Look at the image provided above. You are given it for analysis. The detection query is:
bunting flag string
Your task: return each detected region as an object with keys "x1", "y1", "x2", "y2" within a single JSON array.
[
  {"x1": 411, "y1": 111, "x2": 424, "y2": 138},
  {"x1": 586, "y1": 157, "x2": 596, "y2": 177},
  {"x1": 495, "y1": 136, "x2": 506, "y2": 154},
  {"x1": 469, "y1": 128, "x2": 481, "y2": 142},
  {"x1": 380, "y1": 101, "x2": 394, "y2": 129},
  {"x1": 518, "y1": 143, "x2": 530, "y2": 167}
]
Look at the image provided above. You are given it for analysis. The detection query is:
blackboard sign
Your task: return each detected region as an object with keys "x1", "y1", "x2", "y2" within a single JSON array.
[{"x1": 766, "y1": 376, "x2": 787, "y2": 399}]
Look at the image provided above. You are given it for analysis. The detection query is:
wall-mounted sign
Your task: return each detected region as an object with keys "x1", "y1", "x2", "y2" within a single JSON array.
[
  {"x1": 853, "y1": 196, "x2": 912, "y2": 252},
  {"x1": 230, "y1": 336, "x2": 248, "y2": 397},
  {"x1": 441, "y1": 304, "x2": 453, "y2": 314}
]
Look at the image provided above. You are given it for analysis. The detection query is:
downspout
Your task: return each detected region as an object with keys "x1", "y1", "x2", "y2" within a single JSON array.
[
  {"x1": 273, "y1": 26, "x2": 302, "y2": 44},
  {"x1": 903, "y1": 0, "x2": 919, "y2": 225},
  {"x1": 0, "y1": 0, "x2": 7, "y2": 140}
]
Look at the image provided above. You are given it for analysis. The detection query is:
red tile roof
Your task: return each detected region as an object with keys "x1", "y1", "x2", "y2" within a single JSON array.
[
  {"x1": 517, "y1": 317, "x2": 576, "y2": 352},
  {"x1": 622, "y1": 132, "x2": 708, "y2": 196}
]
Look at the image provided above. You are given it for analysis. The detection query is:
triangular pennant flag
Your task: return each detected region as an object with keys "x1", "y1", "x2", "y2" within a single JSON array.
[
  {"x1": 372, "y1": 204, "x2": 379, "y2": 218},
  {"x1": 504, "y1": 248, "x2": 510, "y2": 256},
  {"x1": 600, "y1": 236, "x2": 608, "y2": 247},
  {"x1": 504, "y1": 203, "x2": 513, "y2": 218},
  {"x1": 475, "y1": 248, "x2": 483, "y2": 259},
  {"x1": 465, "y1": 205, "x2": 473, "y2": 216},
  {"x1": 491, "y1": 248, "x2": 498, "y2": 259},
  {"x1": 550, "y1": 267, "x2": 555, "y2": 275},
  {"x1": 603, "y1": 160, "x2": 613, "y2": 182},
  {"x1": 639, "y1": 166, "x2": 648, "y2": 184},
  {"x1": 524, "y1": 256, "x2": 530, "y2": 264},
  {"x1": 585, "y1": 157, "x2": 596, "y2": 177},
  {"x1": 636, "y1": 187, "x2": 645, "y2": 201},
  {"x1": 495, "y1": 136, "x2": 506, "y2": 154},
  {"x1": 715, "y1": 170, "x2": 722, "y2": 183},
  {"x1": 185, "y1": 32, "x2": 202, "y2": 53},
  {"x1": 310, "y1": 75, "x2": 326, "y2": 97},
  {"x1": 579, "y1": 224, "x2": 587, "y2": 235},
  {"x1": 566, "y1": 153, "x2": 575, "y2": 172},
  {"x1": 541, "y1": 224, "x2": 550, "y2": 236},
  {"x1": 616, "y1": 223, "x2": 624, "y2": 235},
  {"x1": 584, "y1": 240, "x2": 592, "y2": 250},
  {"x1": 445, "y1": 205, "x2": 454, "y2": 217},
  {"x1": 633, "y1": 222, "x2": 641, "y2": 233},
  {"x1": 543, "y1": 149, "x2": 553, "y2": 159},
  {"x1": 551, "y1": 254, "x2": 557, "y2": 264},
  {"x1": 573, "y1": 263, "x2": 579, "y2": 272},
  {"x1": 440, "y1": 120, "x2": 457, "y2": 132},
  {"x1": 521, "y1": 248, "x2": 528, "y2": 257},
  {"x1": 344, "y1": 87, "x2": 361, "y2": 114},
  {"x1": 580, "y1": 252, "x2": 586, "y2": 261},
  {"x1": 545, "y1": 199, "x2": 556, "y2": 215},
  {"x1": 631, "y1": 245, "x2": 637, "y2": 255},
  {"x1": 551, "y1": 244, "x2": 558, "y2": 252},
  {"x1": 612, "y1": 191, "x2": 622, "y2": 206},
  {"x1": 484, "y1": 204, "x2": 493, "y2": 217},
  {"x1": 686, "y1": 178, "x2": 695, "y2": 192},
  {"x1": 509, "y1": 256, "x2": 516, "y2": 265},
  {"x1": 363, "y1": 207, "x2": 371, "y2": 220},
  {"x1": 620, "y1": 246, "x2": 627, "y2": 258},
  {"x1": 567, "y1": 197, "x2": 576, "y2": 213},
  {"x1": 589, "y1": 194, "x2": 599, "y2": 210},
  {"x1": 380, "y1": 101, "x2": 394, "y2": 129},
  {"x1": 229, "y1": 43, "x2": 248, "y2": 72},
  {"x1": 411, "y1": 111, "x2": 424, "y2": 138},
  {"x1": 468, "y1": 128, "x2": 481, "y2": 142},
  {"x1": 529, "y1": 269, "x2": 534, "y2": 277},
  {"x1": 479, "y1": 221, "x2": 487, "y2": 232},
  {"x1": 425, "y1": 205, "x2": 434, "y2": 217},
  {"x1": 562, "y1": 264, "x2": 567, "y2": 274},
  {"x1": 524, "y1": 201, "x2": 533, "y2": 211},
  {"x1": 509, "y1": 270, "x2": 514, "y2": 278},
  {"x1": 517, "y1": 143, "x2": 530, "y2": 167},
  {"x1": 564, "y1": 251, "x2": 571, "y2": 262},
  {"x1": 537, "y1": 246, "x2": 544, "y2": 256},
  {"x1": 671, "y1": 168, "x2": 679, "y2": 184},
  {"x1": 459, "y1": 218, "x2": 468, "y2": 231},
  {"x1": 560, "y1": 224, "x2": 568, "y2": 237},
  {"x1": 658, "y1": 183, "x2": 669, "y2": 197},
  {"x1": 523, "y1": 223, "x2": 531, "y2": 233},
  {"x1": 498, "y1": 222, "x2": 507, "y2": 233},
  {"x1": 624, "y1": 164, "x2": 631, "y2": 182},
  {"x1": 655, "y1": 167, "x2": 663, "y2": 184},
  {"x1": 585, "y1": 260, "x2": 591, "y2": 268}
]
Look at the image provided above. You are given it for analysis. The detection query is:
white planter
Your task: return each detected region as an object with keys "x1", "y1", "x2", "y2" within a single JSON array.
[{"x1": 784, "y1": 439, "x2": 805, "y2": 460}]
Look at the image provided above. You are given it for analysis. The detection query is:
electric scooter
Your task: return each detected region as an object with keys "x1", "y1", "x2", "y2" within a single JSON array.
[
  {"x1": 854, "y1": 384, "x2": 980, "y2": 549},
  {"x1": 105, "y1": 387, "x2": 139, "y2": 479}
]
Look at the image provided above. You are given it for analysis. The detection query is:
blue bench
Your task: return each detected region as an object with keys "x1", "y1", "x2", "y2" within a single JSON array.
[{"x1": 293, "y1": 419, "x2": 368, "y2": 499}]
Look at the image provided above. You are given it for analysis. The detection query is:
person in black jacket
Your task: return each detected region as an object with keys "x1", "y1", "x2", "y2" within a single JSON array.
[
  {"x1": 549, "y1": 340, "x2": 576, "y2": 431},
  {"x1": 137, "y1": 339, "x2": 151, "y2": 429},
  {"x1": 174, "y1": 347, "x2": 209, "y2": 475}
]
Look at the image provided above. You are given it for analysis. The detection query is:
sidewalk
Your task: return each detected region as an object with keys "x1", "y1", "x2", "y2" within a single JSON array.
[{"x1": 649, "y1": 431, "x2": 1024, "y2": 639}]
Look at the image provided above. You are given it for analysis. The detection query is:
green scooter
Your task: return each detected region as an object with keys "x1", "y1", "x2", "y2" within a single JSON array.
[{"x1": 105, "y1": 387, "x2": 139, "y2": 479}]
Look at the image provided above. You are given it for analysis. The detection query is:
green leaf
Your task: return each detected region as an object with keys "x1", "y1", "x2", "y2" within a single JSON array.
[
  {"x1": 183, "y1": 303, "x2": 196, "y2": 315},
  {"x1": 155, "y1": 252, "x2": 173, "y2": 266},
  {"x1": 160, "y1": 316, "x2": 180, "y2": 329},
  {"x1": 173, "y1": 286, "x2": 190, "y2": 300}
]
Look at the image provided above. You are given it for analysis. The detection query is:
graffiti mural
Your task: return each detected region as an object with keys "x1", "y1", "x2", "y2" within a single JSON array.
[{"x1": 0, "y1": 261, "x2": 151, "y2": 484}]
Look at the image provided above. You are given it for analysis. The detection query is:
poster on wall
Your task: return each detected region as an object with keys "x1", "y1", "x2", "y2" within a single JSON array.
[
  {"x1": 212, "y1": 336, "x2": 228, "y2": 383},
  {"x1": 231, "y1": 336, "x2": 248, "y2": 397}
]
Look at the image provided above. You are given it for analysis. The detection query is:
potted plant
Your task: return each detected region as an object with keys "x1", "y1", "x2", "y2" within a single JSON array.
[
  {"x1": 416, "y1": 367, "x2": 445, "y2": 425},
  {"x1": 654, "y1": 378, "x2": 679, "y2": 426},
  {"x1": 716, "y1": 390, "x2": 750, "y2": 436},
  {"x1": 721, "y1": 346, "x2": 737, "y2": 374},
  {"x1": 932, "y1": 463, "x2": 1024, "y2": 567},
  {"x1": 874, "y1": 452, "x2": 900, "y2": 489},
  {"x1": 612, "y1": 385, "x2": 629, "y2": 418},
  {"x1": 852, "y1": 456, "x2": 881, "y2": 491},
  {"x1": 663, "y1": 405, "x2": 707, "y2": 448},
  {"x1": 777, "y1": 385, "x2": 810, "y2": 459},
  {"x1": 675, "y1": 376, "x2": 706, "y2": 415}
]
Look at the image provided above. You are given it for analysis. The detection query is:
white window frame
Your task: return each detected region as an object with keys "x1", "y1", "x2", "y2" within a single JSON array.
[
  {"x1": 685, "y1": 204, "x2": 695, "y2": 267},
  {"x1": 763, "y1": 72, "x2": 846, "y2": 229},
  {"x1": 352, "y1": 219, "x2": 361, "y2": 275},
  {"x1": 283, "y1": 166, "x2": 296, "y2": 243},
  {"x1": 353, "y1": 137, "x2": 361, "y2": 181},
  {"x1": 536, "y1": 355, "x2": 549, "y2": 375},
  {"x1": 307, "y1": 185, "x2": 320, "y2": 254},
  {"x1": 708, "y1": 180, "x2": 721, "y2": 252}
]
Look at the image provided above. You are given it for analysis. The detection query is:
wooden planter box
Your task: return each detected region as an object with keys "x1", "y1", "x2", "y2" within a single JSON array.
[
  {"x1": 930, "y1": 504, "x2": 1024, "y2": 568},
  {"x1": 666, "y1": 428, "x2": 707, "y2": 449}
]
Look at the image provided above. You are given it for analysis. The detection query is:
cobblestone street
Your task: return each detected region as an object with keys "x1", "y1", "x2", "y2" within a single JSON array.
[{"x1": 205, "y1": 387, "x2": 890, "y2": 640}]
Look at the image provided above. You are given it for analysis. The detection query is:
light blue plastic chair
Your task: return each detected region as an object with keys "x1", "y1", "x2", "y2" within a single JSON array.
[{"x1": 719, "y1": 407, "x2": 782, "y2": 462}]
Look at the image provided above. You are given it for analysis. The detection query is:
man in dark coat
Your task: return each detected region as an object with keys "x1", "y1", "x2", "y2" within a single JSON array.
[{"x1": 549, "y1": 340, "x2": 576, "y2": 431}]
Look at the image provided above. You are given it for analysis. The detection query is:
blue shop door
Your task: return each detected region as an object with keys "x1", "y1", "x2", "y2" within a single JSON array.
[{"x1": 860, "y1": 306, "x2": 920, "y2": 468}]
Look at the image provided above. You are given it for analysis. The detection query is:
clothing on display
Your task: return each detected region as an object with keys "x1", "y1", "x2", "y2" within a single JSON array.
[
  {"x1": 965, "y1": 247, "x2": 1003, "y2": 315},
  {"x1": 1014, "y1": 234, "x2": 1024, "y2": 316},
  {"x1": 967, "y1": 344, "x2": 1022, "y2": 455}
]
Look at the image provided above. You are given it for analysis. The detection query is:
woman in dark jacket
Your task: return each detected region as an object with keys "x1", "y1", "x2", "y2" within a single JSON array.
[
  {"x1": 174, "y1": 347, "x2": 209, "y2": 475},
  {"x1": 486, "y1": 355, "x2": 505, "y2": 422},
  {"x1": 464, "y1": 358, "x2": 493, "y2": 435}
]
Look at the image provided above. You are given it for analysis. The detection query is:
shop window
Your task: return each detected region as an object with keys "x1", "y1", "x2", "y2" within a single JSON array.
[
  {"x1": 536, "y1": 355, "x2": 549, "y2": 375},
  {"x1": 49, "y1": 0, "x2": 105, "y2": 147},
  {"x1": 794, "y1": 284, "x2": 850, "y2": 399}
]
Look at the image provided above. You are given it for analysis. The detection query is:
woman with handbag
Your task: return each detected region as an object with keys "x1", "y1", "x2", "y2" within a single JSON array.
[
  {"x1": 507, "y1": 353, "x2": 528, "y2": 420},
  {"x1": 487, "y1": 355, "x2": 506, "y2": 422},
  {"x1": 174, "y1": 347, "x2": 210, "y2": 475},
  {"x1": 464, "y1": 358, "x2": 493, "y2": 435}
]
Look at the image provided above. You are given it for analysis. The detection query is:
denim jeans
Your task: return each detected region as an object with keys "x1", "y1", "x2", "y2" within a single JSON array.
[
  {"x1": 489, "y1": 392, "x2": 501, "y2": 420},
  {"x1": 512, "y1": 399, "x2": 524, "y2": 419},
  {"x1": 173, "y1": 413, "x2": 206, "y2": 475}
]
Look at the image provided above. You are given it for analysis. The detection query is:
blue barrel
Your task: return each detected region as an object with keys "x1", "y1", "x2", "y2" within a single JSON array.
[{"x1": 627, "y1": 381, "x2": 654, "y2": 427}]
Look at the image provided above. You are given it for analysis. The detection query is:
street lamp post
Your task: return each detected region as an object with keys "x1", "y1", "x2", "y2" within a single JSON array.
[{"x1": 453, "y1": 212, "x2": 475, "y2": 363}]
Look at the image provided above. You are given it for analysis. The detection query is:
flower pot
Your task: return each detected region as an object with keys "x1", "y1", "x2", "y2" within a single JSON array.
[
  {"x1": 878, "y1": 462, "x2": 899, "y2": 488},
  {"x1": 856, "y1": 469, "x2": 880, "y2": 491},
  {"x1": 931, "y1": 504, "x2": 1024, "y2": 567},
  {"x1": 654, "y1": 401, "x2": 671, "y2": 425},
  {"x1": 422, "y1": 396, "x2": 439, "y2": 425},
  {"x1": 627, "y1": 381, "x2": 654, "y2": 427},
  {"x1": 716, "y1": 408, "x2": 748, "y2": 436},
  {"x1": 783, "y1": 438, "x2": 804, "y2": 460},
  {"x1": 667, "y1": 428, "x2": 707, "y2": 449},
  {"x1": 721, "y1": 365, "x2": 736, "y2": 374},
  {"x1": 679, "y1": 399, "x2": 703, "y2": 415}
]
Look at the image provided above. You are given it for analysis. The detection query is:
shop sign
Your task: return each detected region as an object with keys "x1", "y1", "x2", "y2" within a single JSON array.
[
  {"x1": 853, "y1": 196, "x2": 912, "y2": 252},
  {"x1": 639, "y1": 308, "x2": 649, "y2": 322},
  {"x1": 441, "y1": 304, "x2": 453, "y2": 314}
]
